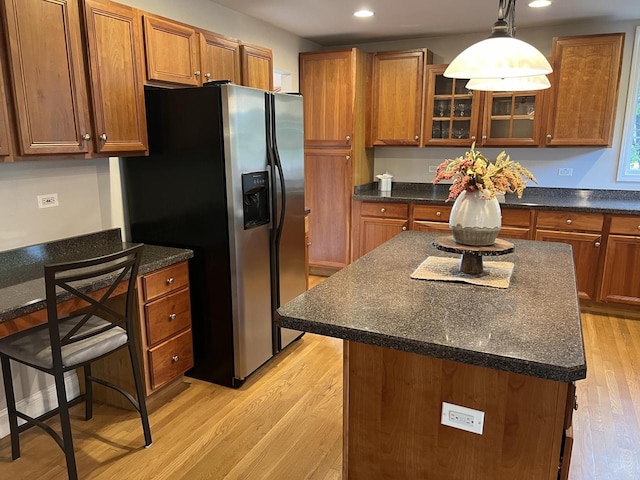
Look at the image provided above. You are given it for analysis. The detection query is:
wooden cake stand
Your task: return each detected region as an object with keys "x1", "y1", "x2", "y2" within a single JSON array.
[{"x1": 433, "y1": 236, "x2": 515, "y2": 275}]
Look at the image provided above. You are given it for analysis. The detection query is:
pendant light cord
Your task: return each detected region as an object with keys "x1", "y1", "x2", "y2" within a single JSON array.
[{"x1": 498, "y1": 0, "x2": 517, "y2": 37}]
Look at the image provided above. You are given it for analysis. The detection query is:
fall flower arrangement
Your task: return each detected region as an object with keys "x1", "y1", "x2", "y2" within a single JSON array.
[{"x1": 433, "y1": 143, "x2": 537, "y2": 202}]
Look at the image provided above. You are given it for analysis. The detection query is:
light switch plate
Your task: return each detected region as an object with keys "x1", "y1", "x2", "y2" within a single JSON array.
[{"x1": 441, "y1": 402, "x2": 484, "y2": 435}]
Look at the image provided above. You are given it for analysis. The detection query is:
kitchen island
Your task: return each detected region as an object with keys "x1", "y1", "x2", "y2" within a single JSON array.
[{"x1": 277, "y1": 231, "x2": 585, "y2": 480}]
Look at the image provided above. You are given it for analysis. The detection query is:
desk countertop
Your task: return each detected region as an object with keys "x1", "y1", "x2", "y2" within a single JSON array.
[
  {"x1": 277, "y1": 231, "x2": 586, "y2": 382},
  {"x1": 0, "y1": 229, "x2": 193, "y2": 323}
]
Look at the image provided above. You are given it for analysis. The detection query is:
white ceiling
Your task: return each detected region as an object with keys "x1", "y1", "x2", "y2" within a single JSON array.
[{"x1": 209, "y1": 0, "x2": 640, "y2": 46}]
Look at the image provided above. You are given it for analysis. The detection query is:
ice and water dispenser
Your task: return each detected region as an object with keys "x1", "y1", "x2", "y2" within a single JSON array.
[{"x1": 242, "y1": 171, "x2": 270, "y2": 229}]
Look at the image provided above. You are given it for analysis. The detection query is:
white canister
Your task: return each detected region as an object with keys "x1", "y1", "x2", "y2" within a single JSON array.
[{"x1": 376, "y1": 172, "x2": 393, "y2": 192}]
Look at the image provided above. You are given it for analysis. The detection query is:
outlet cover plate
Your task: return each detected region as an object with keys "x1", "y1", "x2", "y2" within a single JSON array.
[
  {"x1": 558, "y1": 167, "x2": 573, "y2": 176},
  {"x1": 37, "y1": 193, "x2": 59, "y2": 209},
  {"x1": 441, "y1": 402, "x2": 485, "y2": 435}
]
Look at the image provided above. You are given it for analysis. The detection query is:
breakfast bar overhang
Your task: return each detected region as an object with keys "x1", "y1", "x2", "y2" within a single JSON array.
[{"x1": 277, "y1": 231, "x2": 586, "y2": 480}]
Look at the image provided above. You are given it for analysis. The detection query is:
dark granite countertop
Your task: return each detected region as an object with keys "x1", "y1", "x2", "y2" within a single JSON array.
[
  {"x1": 0, "y1": 228, "x2": 193, "y2": 323},
  {"x1": 355, "y1": 183, "x2": 640, "y2": 215},
  {"x1": 277, "y1": 231, "x2": 586, "y2": 382}
]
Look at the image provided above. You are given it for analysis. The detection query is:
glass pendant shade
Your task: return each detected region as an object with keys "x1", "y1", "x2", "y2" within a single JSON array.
[
  {"x1": 465, "y1": 74, "x2": 551, "y2": 91},
  {"x1": 444, "y1": 36, "x2": 553, "y2": 79}
]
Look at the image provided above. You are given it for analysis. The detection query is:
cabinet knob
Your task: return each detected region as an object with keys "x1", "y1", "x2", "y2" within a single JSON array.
[
  {"x1": 204, "y1": 72, "x2": 211, "y2": 79},
  {"x1": 346, "y1": 135, "x2": 351, "y2": 142},
  {"x1": 194, "y1": 70, "x2": 201, "y2": 76},
  {"x1": 172, "y1": 355, "x2": 179, "y2": 363},
  {"x1": 380, "y1": 207, "x2": 386, "y2": 213},
  {"x1": 566, "y1": 219, "x2": 572, "y2": 225},
  {"x1": 402, "y1": 226, "x2": 407, "y2": 231},
  {"x1": 546, "y1": 134, "x2": 552, "y2": 141},
  {"x1": 169, "y1": 313, "x2": 177, "y2": 320},
  {"x1": 594, "y1": 241, "x2": 601, "y2": 247},
  {"x1": 481, "y1": 135, "x2": 487, "y2": 141},
  {"x1": 414, "y1": 135, "x2": 419, "y2": 141},
  {"x1": 345, "y1": 155, "x2": 350, "y2": 160},
  {"x1": 82, "y1": 133, "x2": 91, "y2": 141},
  {"x1": 436, "y1": 211, "x2": 441, "y2": 217},
  {"x1": 637, "y1": 225, "x2": 640, "y2": 230},
  {"x1": 471, "y1": 136, "x2": 476, "y2": 141},
  {"x1": 100, "y1": 133, "x2": 107, "y2": 141},
  {"x1": 166, "y1": 277, "x2": 175, "y2": 285}
]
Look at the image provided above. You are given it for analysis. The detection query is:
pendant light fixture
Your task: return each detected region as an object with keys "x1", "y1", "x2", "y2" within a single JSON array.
[{"x1": 444, "y1": 0, "x2": 552, "y2": 89}]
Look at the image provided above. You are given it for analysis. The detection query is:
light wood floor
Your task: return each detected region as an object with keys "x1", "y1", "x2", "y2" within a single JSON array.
[{"x1": 1, "y1": 285, "x2": 639, "y2": 479}]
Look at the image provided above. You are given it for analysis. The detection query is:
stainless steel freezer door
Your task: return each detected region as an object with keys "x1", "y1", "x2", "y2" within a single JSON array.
[
  {"x1": 273, "y1": 93, "x2": 306, "y2": 349},
  {"x1": 222, "y1": 85, "x2": 274, "y2": 379}
]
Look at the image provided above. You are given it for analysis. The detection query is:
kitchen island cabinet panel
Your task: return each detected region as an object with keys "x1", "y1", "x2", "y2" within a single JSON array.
[
  {"x1": 2, "y1": 0, "x2": 92, "y2": 155},
  {"x1": 345, "y1": 341, "x2": 568, "y2": 480},
  {"x1": 83, "y1": 0, "x2": 148, "y2": 153}
]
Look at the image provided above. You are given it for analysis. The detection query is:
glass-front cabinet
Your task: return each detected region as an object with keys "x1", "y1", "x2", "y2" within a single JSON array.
[
  {"x1": 423, "y1": 64, "x2": 545, "y2": 147},
  {"x1": 423, "y1": 65, "x2": 481, "y2": 146},
  {"x1": 481, "y1": 91, "x2": 544, "y2": 146}
]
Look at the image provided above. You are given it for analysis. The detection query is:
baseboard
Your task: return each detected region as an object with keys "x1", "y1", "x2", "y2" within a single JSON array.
[{"x1": 0, "y1": 371, "x2": 80, "y2": 439}]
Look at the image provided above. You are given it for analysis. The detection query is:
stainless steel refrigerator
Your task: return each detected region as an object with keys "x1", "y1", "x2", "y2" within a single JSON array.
[{"x1": 122, "y1": 83, "x2": 306, "y2": 388}]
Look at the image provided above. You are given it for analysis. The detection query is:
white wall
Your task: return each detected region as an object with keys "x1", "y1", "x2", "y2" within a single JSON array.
[
  {"x1": 351, "y1": 19, "x2": 640, "y2": 190},
  {"x1": 0, "y1": 0, "x2": 317, "y2": 438}
]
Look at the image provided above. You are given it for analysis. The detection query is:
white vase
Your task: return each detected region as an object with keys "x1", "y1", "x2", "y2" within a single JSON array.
[{"x1": 449, "y1": 190, "x2": 502, "y2": 246}]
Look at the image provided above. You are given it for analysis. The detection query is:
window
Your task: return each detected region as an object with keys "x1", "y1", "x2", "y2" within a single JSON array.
[{"x1": 618, "y1": 26, "x2": 640, "y2": 181}]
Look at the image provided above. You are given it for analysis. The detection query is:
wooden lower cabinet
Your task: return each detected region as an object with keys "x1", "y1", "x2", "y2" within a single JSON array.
[
  {"x1": 138, "y1": 261, "x2": 194, "y2": 394},
  {"x1": 306, "y1": 149, "x2": 352, "y2": 270},
  {"x1": 599, "y1": 214, "x2": 640, "y2": 305},
  {"x1": 344, "y1": 341, "x2": 572, "y2": 480},
  {"x1": 353, "y1": 201, "x2": 409, "y2": 258}
]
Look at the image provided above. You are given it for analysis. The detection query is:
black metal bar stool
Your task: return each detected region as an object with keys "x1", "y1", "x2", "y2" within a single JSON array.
[{"x1": 0, "y1": 244, "x2": 152, "y2": 480}]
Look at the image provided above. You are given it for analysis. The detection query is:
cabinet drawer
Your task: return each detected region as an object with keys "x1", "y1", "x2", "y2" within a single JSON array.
[
  {"x1": 149, "y1": 329, "x2": 194, "y2": 390},
  {"x1": 145, "y1": 288, "x2": 192, "y2": 346},
  {"x1": 610, "y1": 215, "x2": 640, "y2": 236},
  {"x1": 536, "y1": 211, "x2": 603, "y2": 232},
  {"x1": 361, "y1": 202, "x2": 408, "y2": 218},
  {"x1": 142, "y1": 262, "x2": 189, "y2": 301},
  {"x1": 413, "y1": 204, "x2": 451, "y2": 222},
  {"x1": 501, "y1": 208, "x2": 531, "y2": 227}
]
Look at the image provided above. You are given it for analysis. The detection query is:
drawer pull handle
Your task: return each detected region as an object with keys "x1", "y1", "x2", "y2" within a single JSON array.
[
  {"x1": 436, "y1": 211, "x2": 441, "y2": 217},
  {"x1": 166, "y1": 277, "x2": 174, "y2": 285},
  {"x1": 172, "y1": 355, "x2": 179, "y2": 363},
  {"x1": 169, "y1": 313, "x2": 177, "y2": 320},
  {"x1": 380, "y1": 207, "x2": 386, "y2": 213},
  {"x1": 566, "y1": 219, "x2": 572, "y2": 225}
]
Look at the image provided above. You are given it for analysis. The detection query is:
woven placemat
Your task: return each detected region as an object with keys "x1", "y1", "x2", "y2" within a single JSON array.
[{"x1": 411, "y1": 256, "x2": 515, "y2": 289}]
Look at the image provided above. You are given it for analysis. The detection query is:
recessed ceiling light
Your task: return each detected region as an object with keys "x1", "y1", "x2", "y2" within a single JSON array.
[
  {"x1": 354, "y1": 9, "x2": 374, "y2": 18},
  {"x1": 528, "y1": 0, "x2": 552, "y2": 7}
]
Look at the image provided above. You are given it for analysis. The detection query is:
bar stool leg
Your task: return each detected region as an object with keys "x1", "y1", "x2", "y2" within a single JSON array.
[{"x1": 1, "y1": 355, "x2": 20, "y2": 460}]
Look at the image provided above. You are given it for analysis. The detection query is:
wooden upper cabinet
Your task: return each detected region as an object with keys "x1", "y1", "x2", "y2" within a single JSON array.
[
  {"x1": 142, "y1": 14, "x2": 200, "y2": 86},
  {"x1": 0, "y1": 52, "x2": 11, "y2": 157},
  {"x1": 83, "y1": 0, "x2": 147, "y2": 153},
  {"x1": 240, "y1": 43, "x2": 273, "y2": 90},
  {"x1": 544, "y1": 33, "x2": 624, "y2": 146},
  {"x1": 199, "y1": 31, "x2": 240, "y2": 84},
  {"x1": 423, "y1": 64, "x2": 481, "y2": 146},
  {"x1": 300, "y1": 49, "x2": 356, "y2": 147},
  {"x1": 2, "y1": 0, "x2": 91, "y2": 155},
  {"x1": 370, "y1": 49, "x2": 431, "y2": 146},
  {"x1": 481, "y1": 90, "x2": 545, "y2": 146}
]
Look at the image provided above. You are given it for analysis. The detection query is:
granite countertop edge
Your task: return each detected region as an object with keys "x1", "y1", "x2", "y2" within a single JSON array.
[
  {"x1": 354, "y1": 184, "x2": 640, "y2": 215},
  {"x1": 0, "y1": 235, "x2": 194, "y2": 323},
  {"x1": 277, "y1": 314, "x2": 585, "y2": 383}
]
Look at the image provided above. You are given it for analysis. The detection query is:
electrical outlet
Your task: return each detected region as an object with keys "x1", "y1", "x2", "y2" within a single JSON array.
[
  {"x1": 428, "y1": 165, "x2": 439, "y2": 173},
  {"x1": 37, "y1": 193, "x2": 59, "y2": 209},
  {"x1": 441, "y1": 402, "x2": 485, "y2": 435},
  {"x1": 558, "y1": 167, "x2": 573, "y2": 176}
]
